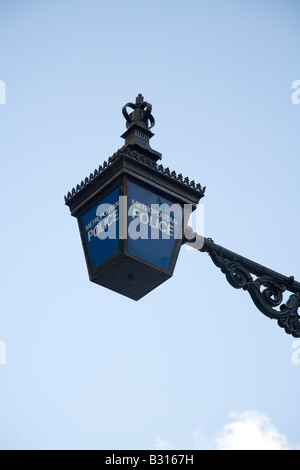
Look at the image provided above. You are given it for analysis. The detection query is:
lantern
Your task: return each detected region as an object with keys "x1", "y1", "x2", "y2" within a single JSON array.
[{"x1": 65, "y1": 95, "x2": 205, "y2": 300}]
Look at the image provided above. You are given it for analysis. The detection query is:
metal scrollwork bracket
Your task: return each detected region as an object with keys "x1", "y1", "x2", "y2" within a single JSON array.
[{"x1": 184, "y1": 229, "x2": 300, "y2": 338}]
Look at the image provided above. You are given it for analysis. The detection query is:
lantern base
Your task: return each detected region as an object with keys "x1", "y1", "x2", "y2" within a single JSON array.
[{"x1": 90, "y1": 255, "x2": 171, "y2": 301}]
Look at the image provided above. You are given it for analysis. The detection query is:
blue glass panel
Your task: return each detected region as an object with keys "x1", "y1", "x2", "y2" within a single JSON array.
[
  {"x1": 81, "y1": 188, "x2": 119, "y2": 269},
  {"x1": 128, "y1": 182, "x2": 182, "y2": 271}
]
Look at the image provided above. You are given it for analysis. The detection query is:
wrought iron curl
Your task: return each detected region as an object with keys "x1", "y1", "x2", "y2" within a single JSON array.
[
  {"x1": 209, "y1": 252, "x2": 252, "y2": 289},
  {"x1": 254, "y1": 276, "x2": 284, "y2": 308}
]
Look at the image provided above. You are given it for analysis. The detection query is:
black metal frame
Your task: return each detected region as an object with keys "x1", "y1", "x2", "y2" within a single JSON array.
[
  {"x1": 72, "y1": 164, "x2": 200, "y2": 300},
  {"x1": 65, "y1": 95, "x2": 205, "y2": 300}
]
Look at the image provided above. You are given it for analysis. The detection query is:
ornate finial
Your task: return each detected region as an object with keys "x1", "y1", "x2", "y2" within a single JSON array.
[
  {"x1": 122, "y1": 94, "x2": 155, "y2": 130},
  {"x1": 121, "y1": 94, "x2": 161, "y2": 162}
]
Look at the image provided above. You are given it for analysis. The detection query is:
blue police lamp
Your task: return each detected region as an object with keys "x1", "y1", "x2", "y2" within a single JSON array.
[{"x1": 65, "y1": 94, "x2": 205, "y2": 300}]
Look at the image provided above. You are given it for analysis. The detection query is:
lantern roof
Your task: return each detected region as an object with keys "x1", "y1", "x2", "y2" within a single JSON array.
[{"x1": 65, "y1": 94, "x2": 205, "y2": 215}]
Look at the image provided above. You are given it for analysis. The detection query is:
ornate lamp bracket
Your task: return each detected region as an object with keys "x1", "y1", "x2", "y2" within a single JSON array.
[{"x1": 184, "y1": 230, "x2": 300, "y2": 338}]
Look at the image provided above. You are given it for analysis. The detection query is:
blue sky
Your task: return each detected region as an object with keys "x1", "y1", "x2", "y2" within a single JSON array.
[{"x1": 0, "y1": 0, "x2": 300, "y2": 450}]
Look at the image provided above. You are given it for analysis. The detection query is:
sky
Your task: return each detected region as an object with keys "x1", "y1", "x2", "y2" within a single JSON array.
[{"x1": 0, "y1": 0, "x2": 300, "y2": 450}]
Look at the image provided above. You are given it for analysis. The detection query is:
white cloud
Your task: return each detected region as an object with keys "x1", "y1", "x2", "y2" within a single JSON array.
[
  {"x1": 154, "y1": 410, "x2": 294, "y2": 451},
  {"x1": 216, "y1": 411, "x2": 290, "y2": 451},
  {"x1": 154, "y1": 438, "x2": 171, "y2": 450}
]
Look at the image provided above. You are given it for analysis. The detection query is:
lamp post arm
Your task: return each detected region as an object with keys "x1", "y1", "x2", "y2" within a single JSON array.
[{"x1": 184, "y1": 227, "x2": 300, "y2": 338}]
